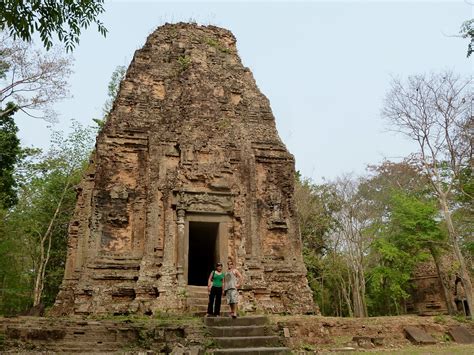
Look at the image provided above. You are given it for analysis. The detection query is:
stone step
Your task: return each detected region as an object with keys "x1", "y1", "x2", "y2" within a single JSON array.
[
  {"x1": 211, "y1": 347, "x2": 291, "y2": 354},
  {"x1": 187, "y1": 285, "x2": 208, "y2": 293},
  {"x1": 15, "y1": 341, "x2": 120, "y2": 351},
  {"x1": 194, "y1": 311, "x2": 232, "y2": 317},
  {"x1": 187, "y1": 291, "x2": 209, "y2": 299},
  {"x1": 214, "y1": 336, "x2": 281, "y2": 348},
  {"x1": 187, "y1": 297, "x2": 209, "y2": 306},
  {"x1": 188, "y1": 305, "x2": 209, "y2": 313},
  {"x1": 208, "y1": 325, "x2": 267, "y2": 337},
  {"x1": 205, "y1": 316, "x2": 269, "y2": 327}
]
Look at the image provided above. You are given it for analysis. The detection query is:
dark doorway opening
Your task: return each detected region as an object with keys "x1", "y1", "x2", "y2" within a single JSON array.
[{"x1": 188, "y1": 222, "x2": 219, "y2": 286}]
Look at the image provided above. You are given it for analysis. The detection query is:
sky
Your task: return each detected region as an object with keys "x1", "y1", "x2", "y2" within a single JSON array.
[{"x1": 15, "y1": 0, "x2": 473, "y2": 183}]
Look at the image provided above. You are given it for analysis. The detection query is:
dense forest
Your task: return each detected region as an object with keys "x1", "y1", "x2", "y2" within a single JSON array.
[{"x1": 0, "y1": 4, "x2": 472, "y2": 317}]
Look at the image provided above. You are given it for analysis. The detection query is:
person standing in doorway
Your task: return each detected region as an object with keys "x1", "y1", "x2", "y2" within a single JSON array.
[
  {"x1": 224, "y1": 259, "x2": 243, "y2": 318},
  {"x1": 206, "y1": 262, "x2": 224, "y2": 317}
]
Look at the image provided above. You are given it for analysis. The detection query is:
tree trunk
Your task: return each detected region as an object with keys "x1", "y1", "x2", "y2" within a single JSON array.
[
  {"x1": 359, "y1": 262, "x2": 368, "y2": 316},
  {"x1": 351, "y1": 270, "x2": 366, "y2": 317},
  {"x1": 439, "y1": 194, "x2": 473, "y2": 316},
  {"x1": 351, "y1": 270, "x2": 363, "y2": 318},
  {"x1": 430, "y1": 247, "x2": 457, "y2": 315},
  {"x1": 340, "y1": 276, "x2": 353, "y2": 317},
  {"x1": 32, "y1": 180, "x2": 70, "y2": 306}
]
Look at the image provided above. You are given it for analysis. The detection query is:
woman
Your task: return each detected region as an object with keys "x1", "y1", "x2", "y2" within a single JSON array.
[{"x1": 206, "y1": 262, "x2": 224, "y2": 317}]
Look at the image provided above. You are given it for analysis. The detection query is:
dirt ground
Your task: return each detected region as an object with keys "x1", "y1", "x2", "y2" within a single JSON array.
[{"x1": 272, "y1": 314, "x2": 474, "y2": 353}]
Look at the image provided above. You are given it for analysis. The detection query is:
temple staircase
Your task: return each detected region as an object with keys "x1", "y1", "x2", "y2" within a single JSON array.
[
  {"x1": 186, "y1": 285, "x2": 209, "y2": 315},
  {"x1": 204, "y1": 315, "x2": 291, "y2": 354}
]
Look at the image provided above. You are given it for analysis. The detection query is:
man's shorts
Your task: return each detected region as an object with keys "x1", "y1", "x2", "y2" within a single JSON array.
[{"x1": 226, "y1": 288, "x2": 238, "y2": 304}]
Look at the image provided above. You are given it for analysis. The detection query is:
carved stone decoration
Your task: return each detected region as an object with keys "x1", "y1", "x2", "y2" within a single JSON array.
[
  {"x1": 52, "y1": 23, "x2": 315, "y2": 316},
  {"x1": 174, "y1": 190, "x2": 234, "y2": 214}
]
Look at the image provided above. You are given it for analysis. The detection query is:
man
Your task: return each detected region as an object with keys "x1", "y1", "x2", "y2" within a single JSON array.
[{"x1": 223, "y1": 259, "x2": 243, "y2": 318}]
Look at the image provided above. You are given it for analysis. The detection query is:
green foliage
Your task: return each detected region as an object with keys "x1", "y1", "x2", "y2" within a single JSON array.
[
  {"x1": 310, "y1": 250, "x2": 353, "y2": 317},
  {"x1": 177, "y1": 55, "x2": 191, "y2": 72},
  {"x1": 295, "y1": 174, "x2": 339, "y2": 255},
  {"x1": 367, "y1": 191, "x2": 445, "y2": 315},
  {"x1": 0, "y1": 49, "x2": 9, "y2": 79},
  {"x1": 452, "y1": 166, "x2": 474, "y2": 259},
  {"x1": 388, "y1": 192, "x2": 444, "y2": 249},
  {"x1": 0, "y1": 0, "x2": 107, "y2": 52},
  {"x1": 367, "y1": 238, "x2": 415, "y2": 315},
  {"x1": 297, "y1": 160, "x2": 454, "y2": 317},
  {"x1": 0, "y1": 121, "x2": 96, "y2": 314},
  {"x1": 93, "y1": 65, "x2": 127, "y2": 129},
  {"x1": 205, "y1": 37, "x2": 231, "y2": 53},
  {"x1": 451, "y1": 314, "x2": 470, "y2": 323},
  {"x1": 300, "y1": 343, "x2": 315, "y2": 351},
  {"x1": 295, "y1": 174, "x2": 351, "y2": 315},
  {"x1": 102, "y1": 65, "x2": 127, "y2": 118},
  {"x1": 0, "y1": 208, "x2": 33, "y2": 314},
  {"x1": 0, "y1": 102, "x2": 20, "y2": 208},
  {"x1": 135, "y1": 328, "x2": 154, "y2": 349},
  {"x1": 460, "y1": 19, "x2": 474, "y2": 57}
]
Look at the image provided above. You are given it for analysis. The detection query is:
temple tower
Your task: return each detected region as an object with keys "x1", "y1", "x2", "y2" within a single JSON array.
[{"x1": 53, "y1": 23, "x2": 315, "y2": 316}]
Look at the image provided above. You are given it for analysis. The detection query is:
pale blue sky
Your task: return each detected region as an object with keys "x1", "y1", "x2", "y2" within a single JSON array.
[{"x1": 16, "y1": 1, "x2": 472, "y2": 182}]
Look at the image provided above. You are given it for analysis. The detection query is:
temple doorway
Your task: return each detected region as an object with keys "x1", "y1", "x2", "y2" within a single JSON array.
[{"x1": 187, "y1": 221, "x2": 219, "y2": 286}]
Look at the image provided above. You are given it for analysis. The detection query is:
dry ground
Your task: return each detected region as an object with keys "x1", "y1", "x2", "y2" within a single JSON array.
[{"x1": 272, "y1": 314, "x2": 474, "y2": 353}]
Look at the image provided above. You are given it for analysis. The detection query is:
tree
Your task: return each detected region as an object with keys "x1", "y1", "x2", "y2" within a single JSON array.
[
  {"x1": 103, "y1": 65, "x2": 126, "y2": 116},
  {"x1": 296, "y1": 174, "x2": 374, "y2": 317},
  {"x1": 295, "y1": 174, "x2": 342, "y2": 313},
  {"x1": 29, "y1": 121, "x2": 95, "y2": 306},
  {"x1": 460, "y1": 18, "x2": 474, "y2": 57},
  {"x1": 0, "y1": 102, "x2": 20, "y2": 208},
  {"x1": 368, "y1": 191, "x2": 448, "y2": 315},
  {"x1": 0, "y1": 208, "x2": 34, "y2": 314},
  {"x1": 0, "y1": 0, "x2": 107, "y2": 52},
  {"x1": 382, "y1": 71, "x2": 473, "y2": 315},
  {"x1": 295, "y1": 174, "x2": 336, "y2": 255},
  {"x1": 93, "y1": 65, "x2": 127, "y2": 129},
  {"x1": 0, "y1": 121, "x2": 95, "y2": 311},
  {"x1": 0, "y1": 32, "x2": 72, "y2": 120},
  {"x1": 360, "y1": 160, "x2": 456, "y2": 314},
  {"x1": 330, "y1": 175, "x2": 371, "y2": 317}
]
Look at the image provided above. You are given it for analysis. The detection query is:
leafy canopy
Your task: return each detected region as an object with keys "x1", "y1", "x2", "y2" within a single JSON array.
[
  {"x1": 460, "y1": 18, "x2": 474, "y2": 57},
  {"x1": 0, "y1": 0, "x2": 107, "y2": 51},
  {"x1": 0, "y1": 102, "x2": 20, "y2": 208}
]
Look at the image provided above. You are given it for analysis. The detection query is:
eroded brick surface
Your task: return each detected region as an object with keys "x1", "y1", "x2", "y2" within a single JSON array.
[{"x1": 52, "y1": 23, "x2": 315, "y2": 316}]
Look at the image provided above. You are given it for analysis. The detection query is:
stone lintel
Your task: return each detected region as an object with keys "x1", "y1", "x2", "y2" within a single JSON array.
[{"x1": 172, "y1": 189, "x2": 235, "y2": 214}]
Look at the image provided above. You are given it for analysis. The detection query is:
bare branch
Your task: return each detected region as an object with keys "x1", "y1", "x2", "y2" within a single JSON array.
[{"x1": 0, "y1": 31, "x2": 73, "y2": 120}]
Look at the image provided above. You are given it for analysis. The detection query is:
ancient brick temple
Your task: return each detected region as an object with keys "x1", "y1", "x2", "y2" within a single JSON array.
[{"x1": 52, "y1": 23, "x2": 315, "y2": 316}]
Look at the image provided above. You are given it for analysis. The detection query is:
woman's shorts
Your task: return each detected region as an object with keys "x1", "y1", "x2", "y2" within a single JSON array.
[{"x1": 226, "y1": 288, "x2": 238, "y2": 304}]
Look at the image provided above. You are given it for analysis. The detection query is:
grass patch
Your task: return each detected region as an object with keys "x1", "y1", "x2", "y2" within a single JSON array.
[
  {"x1": 452, "y1": 314, "x2": 472, "y2": 323},
  {"x1": 204, "y1": 37, "x2": 231, "y2": 54},
  {"x1": 434, "y1": 315, "x2": 447, "y2": 324},
  {"x1": 300, "y1": 342, "x2": 315, "y2": 351}
]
